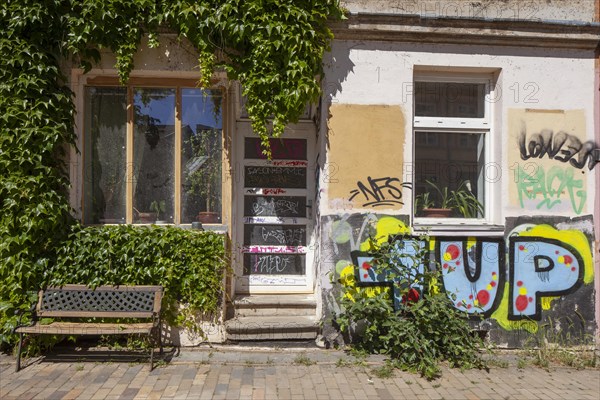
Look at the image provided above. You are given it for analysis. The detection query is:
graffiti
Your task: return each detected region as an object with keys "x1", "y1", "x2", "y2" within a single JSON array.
[
  {"x1": 322, "y1": 214, "x2": 595, "y2": 345},
  {"x1": 518, "y1": 129, "x2": 599, "y2": 170},
  {"x1": 247, "y1": 196, "x2": 303, "y2": 217},
  {"x1": 509, "y1": 237, "x2": 583, "y2": 320},
  {"x1": 248, "y1": 275, "x2": 305, "y2": 285},
  {"x1": 263, "y1": 188, "x2": 286, "y2": 195},
  {"x1": 272, "y1": 160, "x2": 308, "y2": 167},
  {"x1": 348, "y1": 176, "x2": 411, "y2": 207},
  {"x1": 243, "y1": 216, "x2": 298, "y2": 224},
  {"x1": 244, "y1": 253, "x2": 305, "y2": 275},
  {"x1": 244, "y1": 166, "x2": 306, "y2": 188},
  {"x1": 351, "y1": 238, "x2": 427, "y2": 310},
  {"x1": 438, "y1": 239, "x2": 505, "y2": 317},
  {"x1": 256, "y1": 199, "x2": 299, "y2": 215},
  {"x1": 514, "y1": 164, "x2": 586, "y2": 214},
  {"x1": 243, "y1": 245, "x2": 307, "y2": 253},
  {"x1": 260, "y1": 226, "x2": 305, "y2": 246}
]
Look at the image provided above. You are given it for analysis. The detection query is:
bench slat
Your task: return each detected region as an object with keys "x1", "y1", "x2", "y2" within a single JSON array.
[
  {"x1": 16, "y1": 322, "x2": 155, "y2": 335},
  {"x1": 47, "y1": 285, "x2": 163, "y2": 292},
  {"x1": 36, "y1": 311, "x2": 156, "y2": 318}
]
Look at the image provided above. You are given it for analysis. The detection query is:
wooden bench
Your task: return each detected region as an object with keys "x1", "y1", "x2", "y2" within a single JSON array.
[{"x1": 14, "y1": 285, "x2": 163, "y2": 372}]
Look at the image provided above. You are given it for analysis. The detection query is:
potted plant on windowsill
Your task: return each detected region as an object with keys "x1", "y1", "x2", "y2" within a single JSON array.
[
  {"x1": 416, "y1": 180, "x2": 483, "y2": 218},
  {"x1": 185, "y1": 128, "x2": 221, "y2": 224},
  {"x1": 150, "y1": 200, "x2": 167, "y2": 224},
  {"x1": 134, "y1": 207, "x2": 156, "y2": 224}
]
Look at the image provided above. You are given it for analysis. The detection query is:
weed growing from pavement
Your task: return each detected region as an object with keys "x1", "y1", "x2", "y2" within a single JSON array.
[
  {"x1": 518, "y1": 316, "x2": 597, "y2": 370},
  {"x1": 348, "y1": 348, "x2": 368, "y2": 367},
  {"x1": 486, "y1": 357, "x2": 509, "y2": 368},
  {"x1": 370, "y1": 362, "x2": 395, "y2": 379},
  {"x1": 293, "y1": 353, "x2": 315, "y2": 366},
  {"x1": 335, "y1": 358, "x2": 352, "y2": 367}
]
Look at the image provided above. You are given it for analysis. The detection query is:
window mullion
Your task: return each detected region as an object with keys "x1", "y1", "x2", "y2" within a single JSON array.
[
  {"x1": 126, "y1": 85, "x2": 134, "y2": 224},
  {"x1": 174, "y1": 87, "x2": 182, "y2": 225}
]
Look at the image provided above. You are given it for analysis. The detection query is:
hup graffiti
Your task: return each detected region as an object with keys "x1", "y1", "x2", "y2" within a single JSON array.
[
  {"x1": 438, "y1": 238, "x2": 505, "y2": 317},
  {"x1": 321, "y1": 214, "x2": 595, "y2": 346}
]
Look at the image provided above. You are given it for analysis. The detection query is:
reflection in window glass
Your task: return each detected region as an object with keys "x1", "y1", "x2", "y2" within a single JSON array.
[
  {"x1": 83, "y1": 87, "x2": 127, "y2": 224},
  {"x1": 181, "y1": 89, "x2": 223, "y2": 224},
  {"x1": 415, "y1": 82, "x2": 485, "y2": 118},
  {"x1": 414, "y1": 131, "x2": 484, "y2": 218},
  {"x1": 133, "y1": 88, "x2": 175, "y2": 223}
]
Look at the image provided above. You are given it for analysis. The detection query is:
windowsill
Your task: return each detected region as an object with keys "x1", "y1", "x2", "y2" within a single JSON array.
[
  {"x1": 84, "y1": 222, "x2": 229, "y2": 233},
  {"x1": 183, "y1": 223, "x2": 228, "y2": 233},
  {"x1": 412, "y1": 219, "x2": 504, "y2": 236}
]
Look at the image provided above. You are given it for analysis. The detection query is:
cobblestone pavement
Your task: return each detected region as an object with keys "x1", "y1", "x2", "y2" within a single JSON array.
[{"x1": 1, "y1": 346, "x2": 599, "y2": 399}]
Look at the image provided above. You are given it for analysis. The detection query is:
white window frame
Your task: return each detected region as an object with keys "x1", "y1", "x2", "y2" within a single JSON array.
[{"x1": 412, "y1": 72, "x2": 500, "y2": 232}]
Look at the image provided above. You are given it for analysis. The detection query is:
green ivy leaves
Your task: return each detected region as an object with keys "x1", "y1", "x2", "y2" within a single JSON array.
[
  {"x1": 52, "y1": 225, "x2": 226, "y2": 324},
  {"x1": 0, "y1": 0, "x2": 341, "y2": 348}
]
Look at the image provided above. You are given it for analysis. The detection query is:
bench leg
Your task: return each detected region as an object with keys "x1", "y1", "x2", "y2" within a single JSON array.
[
  {"x1": 15, "y1": 333, "x2": 23, "y2": 372},
  {"x1": 150, "y1": 345, "x2": 154, "y2": 371},
  {"x1": 158, "y1": 328, "x2": 163, "y2": 355}
]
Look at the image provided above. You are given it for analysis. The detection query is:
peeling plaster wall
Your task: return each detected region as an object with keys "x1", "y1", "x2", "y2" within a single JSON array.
[
  {"x1": 318, "y1": 38, "x2": 599, "y2": 346},
  {"x1": 506, "y1": 109, "x2": 593, "y2": 216},
  {"x1": 327, "y1": 104, "x2": 407, "y2": 212},
  {"x1": 321, "y1": 41, "x2": 598, "y2": 219},
  {"x1": 342, "y1": 0, "x2": 598, "y2": 23}
]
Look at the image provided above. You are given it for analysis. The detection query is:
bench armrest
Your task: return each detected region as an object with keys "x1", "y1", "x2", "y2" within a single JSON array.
[{"x1": 12, "y1": 300, "x2": 38, "y2": 333}]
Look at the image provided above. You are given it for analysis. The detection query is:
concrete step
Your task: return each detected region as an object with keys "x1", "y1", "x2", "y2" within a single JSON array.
[
  {"x1": 225, "y1": 315, "x2": 319, "y2": 341},
  {"x1": 232, "y1": 294, "x2": 316, "y2": 317}
]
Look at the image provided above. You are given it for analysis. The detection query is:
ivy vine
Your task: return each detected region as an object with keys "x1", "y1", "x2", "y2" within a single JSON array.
[{"x1": 0, "y1": 0, "x2": 342, "y2": 348}]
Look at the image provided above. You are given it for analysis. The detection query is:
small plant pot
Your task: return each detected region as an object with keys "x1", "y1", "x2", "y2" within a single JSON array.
[
  {"x1": 197, "y1": 211, "x2": 220, "y2": 224},
  {"x1": 422, "y1": 208, "x2": 453, "y2": 218},
  {"x1": 137, "y1": 212, "x2": 156, "y2": 223}
]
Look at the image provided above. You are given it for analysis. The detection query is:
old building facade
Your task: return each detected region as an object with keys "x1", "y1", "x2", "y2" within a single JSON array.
[{"x1": 68, "y1": 0, "x2": 600, "y2": 347}]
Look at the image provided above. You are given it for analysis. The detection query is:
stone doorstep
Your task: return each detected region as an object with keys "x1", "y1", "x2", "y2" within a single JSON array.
[
  {"x1": 225, "y1": 315, "x2": 319, "y2": 341},
  {"x1": 230, "y1": 294, "x2": 317, "y2": 317}
]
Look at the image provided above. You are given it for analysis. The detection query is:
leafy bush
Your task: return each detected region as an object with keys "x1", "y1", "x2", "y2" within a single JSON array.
[
  {"x1": 336, "y1": 235, "x2": 486, "y2": 379},
  {"x1": 0, "y1": 225, "x2": 226, "y2": 348}
]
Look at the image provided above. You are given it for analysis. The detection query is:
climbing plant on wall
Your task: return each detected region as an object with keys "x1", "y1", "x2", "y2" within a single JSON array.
[{"x1": 0, "y1": 0, "x2": 343, "y2": 347}]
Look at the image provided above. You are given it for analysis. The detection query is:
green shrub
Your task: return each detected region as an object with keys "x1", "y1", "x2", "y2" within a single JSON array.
[
  {"x1": 0, "y1": 224, "x2": 225, "y2": 348},
  {"x1": 336, "y1": 234, "x2": 486, "y2": 379}
]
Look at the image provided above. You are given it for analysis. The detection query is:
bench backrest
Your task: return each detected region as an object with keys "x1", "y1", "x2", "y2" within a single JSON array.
[{"x1": 36, "y1": 285, "x2": 163, "y2": 319}]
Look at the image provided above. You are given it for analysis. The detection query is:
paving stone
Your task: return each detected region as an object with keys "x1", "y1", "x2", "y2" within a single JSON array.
[{"x1": 2, "y1": 349, "x2": 600, "y2": 399}]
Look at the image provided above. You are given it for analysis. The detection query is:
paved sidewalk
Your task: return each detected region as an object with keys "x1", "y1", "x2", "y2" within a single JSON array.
[{"x1": 1, "y1": 345, "x2": 599, "y2": 399}]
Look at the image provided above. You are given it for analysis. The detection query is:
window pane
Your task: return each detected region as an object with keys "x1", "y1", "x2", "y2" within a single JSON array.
[
  {"x1": 414, "y1": 131, "x2": 484, "y2": 218},
  {"x1": 83, "y1": 87, "x2": 127, "y2": 224},
  {"x1": 133, "y1": 88, "x2": 175, "y2": 223},
  {"x1": 415, "y1": 82, "x2": 485, "y2": 118},
  {"x1": 181, "y1": 88, "x2": 223, "y2": 224}
]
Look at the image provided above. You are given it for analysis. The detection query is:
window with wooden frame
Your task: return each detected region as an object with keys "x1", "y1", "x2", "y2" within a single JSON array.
[
  {"x1": 413, "y1": 74, "x2": 492, "y2": 222},
  {"x1": 82, "y1": 79, "x2": 223, "y2": 225}
]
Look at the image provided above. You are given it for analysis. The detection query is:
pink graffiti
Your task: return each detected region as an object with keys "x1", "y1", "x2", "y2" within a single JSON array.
[{"x1": 264, "y1": 188, "x2": 286, "y2": 195}]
